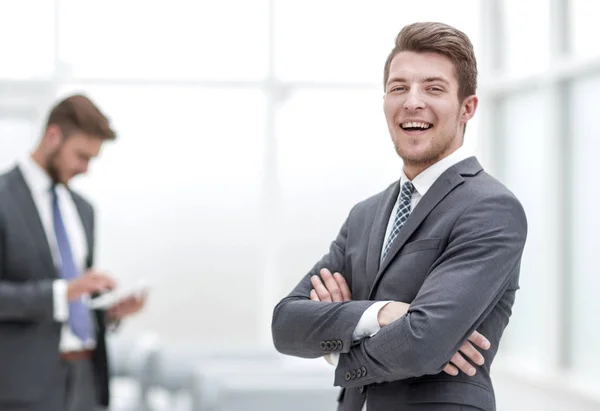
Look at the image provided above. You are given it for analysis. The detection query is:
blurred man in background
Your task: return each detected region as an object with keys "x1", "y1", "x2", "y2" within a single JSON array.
[
  {"x1": 0, "y1": 94, "x2": 147, "y2": 411},
  {"x1": 272, "y1": 22, "x2": 527, "y2": 411}
]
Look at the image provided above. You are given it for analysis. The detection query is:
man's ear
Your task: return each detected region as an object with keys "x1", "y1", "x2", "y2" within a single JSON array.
[
  {"x1": 44, "y1": 124, "x2": 64, "y2": 149},
  {"x1": 461, "y1": 95, "x2": 478, "y2": 123}
]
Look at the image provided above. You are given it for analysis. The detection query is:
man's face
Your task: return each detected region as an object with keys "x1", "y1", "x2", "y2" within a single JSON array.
[
  {"x1": 47, "y1": 131, "x2": 104, "y2": 185},
  {"x1": 383, "y1": 51, "x2": 477, "y2": 173}
]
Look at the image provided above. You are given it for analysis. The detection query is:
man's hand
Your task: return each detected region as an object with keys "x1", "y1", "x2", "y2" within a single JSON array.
[
  {"x1": 67, "y1": 269, "x2": 116, "y2": 302},
  {"x1": 107, "y1": 291, "x2": 148, "y2": 321},
  {"x1": 443, "y1": 331, "x2": 490, "y2": 376},
  {"x1": 377, "y1": 301, "x2": 491, "y2": 376},
  {"x1": 377, "y1": 301, "x2": 410, "y2": 327},
  {"x1": 310, "y1": 268, "x2": 351, "y2": 302}
]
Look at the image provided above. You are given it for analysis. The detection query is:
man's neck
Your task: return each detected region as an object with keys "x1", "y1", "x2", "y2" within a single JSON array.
[{"x1": 403, "y1": 145, "x2": 464, "y2": 180}]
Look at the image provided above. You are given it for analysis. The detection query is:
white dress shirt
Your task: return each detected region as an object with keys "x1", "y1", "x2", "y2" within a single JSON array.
[
  {"x1": 330, "y1": 147, "x2": 471, "y2": 409},
  {"x1": 18, "y1": 155, "x2": 95, "y2": 352}
]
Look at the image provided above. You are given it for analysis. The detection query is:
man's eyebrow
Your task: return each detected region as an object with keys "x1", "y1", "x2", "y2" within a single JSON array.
[
  {"x1": 422, "y1": 76, "x2": 450, "y2": 84},
  {"x1": 386, "y1": 76, "x2": 450, "y2": 85}
]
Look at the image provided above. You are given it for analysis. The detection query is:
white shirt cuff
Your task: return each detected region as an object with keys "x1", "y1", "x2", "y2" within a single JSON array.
[
  {"x1": 329, "y1": 352, "x2": 340, "y2": 366},
  {"x1": 53, "y1": 280, "x2": 69, "y2": 322},
  {"x1": 351, "y1": 301, "x2": 393, "y2": 341}
]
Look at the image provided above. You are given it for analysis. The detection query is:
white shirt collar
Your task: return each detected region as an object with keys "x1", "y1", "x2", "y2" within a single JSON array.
[
  {"x1": 18, "y1": 154, "x2": 66, "y2": 196},
  {"x1": 400, "y1": 146, "x2": 471, "y2": 197}
]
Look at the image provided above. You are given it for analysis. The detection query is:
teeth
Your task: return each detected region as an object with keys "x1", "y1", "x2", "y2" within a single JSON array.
[{"x1": 401, "y1": 121, "x2": 431, "y2": 129}]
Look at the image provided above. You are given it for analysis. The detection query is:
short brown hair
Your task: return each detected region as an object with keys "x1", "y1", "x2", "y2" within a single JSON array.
[
  {"x1": 46, "y1": 94, "x2": 116, "y2": 140},
  {"x1": 383, "y1": 22, "x2": 477, "y2": 101}
]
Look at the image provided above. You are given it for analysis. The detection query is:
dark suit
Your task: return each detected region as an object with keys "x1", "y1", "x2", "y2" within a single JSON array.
[
  {"x1": 272, "y1": 157, "x2": 527, "y2": 410},
  {"x1": 0, "y1": 166, "x2": 110, "y2": 410}
]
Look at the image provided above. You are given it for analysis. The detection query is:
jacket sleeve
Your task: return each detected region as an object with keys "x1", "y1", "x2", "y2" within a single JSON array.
[
  {"x1": 0, "y1": 210, "x2": 55, "y2": 322},
  {"x1": 272, "y1": 211, "x2": 377, "y2": 359}
]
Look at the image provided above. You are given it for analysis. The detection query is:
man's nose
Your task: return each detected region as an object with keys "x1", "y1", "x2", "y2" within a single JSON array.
[{"x1": 403, "y1": 89, "x2": 425, "y2": 111}]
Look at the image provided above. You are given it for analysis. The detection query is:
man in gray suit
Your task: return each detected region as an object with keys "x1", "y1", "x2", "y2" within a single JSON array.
[
  {"x1": 272, "y1": 22, "x2": 527, "y2": 411},
  {"x1": 0, "y1": 94, "x2": 147, "y2": 411}
]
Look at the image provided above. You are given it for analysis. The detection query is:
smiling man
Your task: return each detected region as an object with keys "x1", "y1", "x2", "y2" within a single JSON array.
[{"x1": 272, "y1": 22, "x2": 528, "y2": 411}]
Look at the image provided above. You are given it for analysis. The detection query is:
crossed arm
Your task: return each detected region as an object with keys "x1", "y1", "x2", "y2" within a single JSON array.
[
  {"x1": 310, "y1": 269, "x2": 489, "y2": 377},
  {"x1": 272, "y1": 193, "x2": 527, "y2": 386}
]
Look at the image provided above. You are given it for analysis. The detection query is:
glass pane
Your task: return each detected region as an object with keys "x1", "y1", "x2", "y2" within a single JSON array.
[
  {"x1": 59, "y1": 85, "x2": 267, "y2": 345},
  {"x1": 570, "y1": 0, "x2": 600, "y2": 58},
  {"x1": 0, "y1": 118, "x2": 38, "y2": 172},
  {"x1": 0, "y1": 1, "x2": 55, "y2": 79},
  {"x1": 58, "y1": 0, "x2": 269, "y2": 81},
  {"x1": 497, "y1": 91, "x2": 554, "y2": 367},
  {"x1": 500, "y1": 0, "x2": 551, "y2": 75},
  {"x1": 274, "y1": 0, "x2": 481, "y2": 83},
  {"x1": 569, "y1": 75, "x2": 600, "y2": 377},
  {"x1": 276, "y1": 88, "x2": 402, "y2": 293}
]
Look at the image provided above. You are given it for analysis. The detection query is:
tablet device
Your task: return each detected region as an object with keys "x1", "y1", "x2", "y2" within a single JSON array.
[{"x1": 87, "y1": 280, "x2": 150, "y2": 310}]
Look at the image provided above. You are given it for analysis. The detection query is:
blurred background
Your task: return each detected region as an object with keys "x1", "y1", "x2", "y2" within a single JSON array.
[{"x1": 1, "y1": 0, "x2": 599, "y2": 410}]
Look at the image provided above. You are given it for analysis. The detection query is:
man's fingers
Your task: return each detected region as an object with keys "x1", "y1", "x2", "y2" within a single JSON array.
[
  {"x1": 468, "y1": 330, "x2": 491, "y2": 350},
  {"x1": 459, "y1": 340, "x2": 485, "y2": 366},
  {"x1": 310, "y1": 289, "x2": 320, "y2": 301},
  {"x1": 443, "y1": 363, "x2": 459, "y2": 376},
  {"x1": 333, "y1": 272, "x2": 352, "y2": 301},
  {"x1": 450, "y1": 352, "x2": 476, "y2": 376},
  {"x1": 310, "y1": 275, "x2": 332, "y2": 302},
  {"x1": 319, "y1": 269, "x2": 344, "y2": 302}
]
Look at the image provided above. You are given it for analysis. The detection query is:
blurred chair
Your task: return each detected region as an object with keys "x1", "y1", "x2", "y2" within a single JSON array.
[
  {"x1": 144, "y1": 344, "x2": 281, "y2": 411},
  {"x1": 107, "y1": 332, "x2": 161, "y2": 411},
  {"x1": 190, "y1": 359, "x2": 338, "y2": 411}
]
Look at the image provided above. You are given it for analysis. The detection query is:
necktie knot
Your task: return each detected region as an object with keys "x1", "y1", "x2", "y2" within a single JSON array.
[
  {"x1": 400, "y1": 181, "x2": 415, "y2": 198},
  {"x1": 49, "y1": 183, "x2": 58, "y2": 200}
]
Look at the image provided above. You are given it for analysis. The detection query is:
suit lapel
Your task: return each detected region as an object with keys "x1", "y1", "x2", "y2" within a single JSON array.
[
  {"x1": 9, "y1": 167, "x2": 58, "y2": 278},
  {"x1": 365, "y1": 182, "x2": 400, "y2": 289},
  {"x1": 368, "y1": 157, "x2": 482, "y2": 299},
  {"x1": 70, "y1": 191, "x2": 94, "y2": 268}
]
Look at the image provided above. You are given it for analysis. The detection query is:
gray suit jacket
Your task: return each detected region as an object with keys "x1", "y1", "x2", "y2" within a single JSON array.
[
  {"x1": 0, "y1": 166, "x2": 110, "y2": 408},
  {"x1": 272, "y1": 157, "x2": 527, "y2": 411}
]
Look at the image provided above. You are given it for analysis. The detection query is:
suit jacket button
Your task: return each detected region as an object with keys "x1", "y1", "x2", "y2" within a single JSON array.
[
  {"x1": 325, "y1": 341, "x2": 333, "y2": 351},
  {"x1": 361, "y1": 366, "x2": 367, "y2": 376},
  {"x1": 344, "y1": 371, "x2": 351, "y2": 381},
  {"x1": 320, "y1": 341, "x2": 327, "y2": 351},
  {"x1": 356, "y1": 368, "x2": 362, "y2": 378},
  {"x1": 351, "y1": 370, "x2": 357, "y2": 379},
  {"x1": 336, "y1": 340, "x2": 343, "y2": 350},
  {"x1": 358, "y1": 385, "x2": 365, "y2": 394}
]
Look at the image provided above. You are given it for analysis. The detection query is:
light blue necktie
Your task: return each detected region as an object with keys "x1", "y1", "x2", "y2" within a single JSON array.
[
  {"x1": 51, "y1": 186, "x2": 94, "y2": 342},
  {"x1": 382, "y1": 181, "x2": 415, "y2": 261}
]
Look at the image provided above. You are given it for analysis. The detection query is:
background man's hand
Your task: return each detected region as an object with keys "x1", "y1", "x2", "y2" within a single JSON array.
[
  {"x1": 310, "y1": 269, "x2": 491, "y2": 377},
  {"x1": 107, "y1": 291, "x2": 148, "y2": 321},
  {"x1": 67, "y1": 269, "x2": 116, "y2": 302}
]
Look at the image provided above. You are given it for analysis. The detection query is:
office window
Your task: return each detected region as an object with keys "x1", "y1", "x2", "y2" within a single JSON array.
[
  {"x1": 500, "y1": 0, "x2": 551, "y2": 75},
  {"x1": 58, "y1": 0, "x2": 270, "y2": 81},
  {"x1": 273, "y1": 0, "x2": 480, "y2": 83},
  {"x1": 0, "y1": 118, "x2": 37, "y2": 172},
  {"x1": 61, "y1": 85, "x2": 267, "y2": 344},
  {"x1": 275, "y1": 88, "x2": 398, "y2": 292},
  {"x1": 570, "y1": 0, "x2": 600, "y2": 58},
  {"x1": 0, "y1": 1, "x2": 55, "y2": 79},
  {"x1": 568, "y1": 75, "x2": 600, "y2": 377},
  {"x1": 497, "y1": 91, "x2": 555, "y2": 367}
]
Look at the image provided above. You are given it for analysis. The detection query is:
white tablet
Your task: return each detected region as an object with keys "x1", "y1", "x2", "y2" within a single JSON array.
[{"x1": 86, "y1": 280, "x2": 150, "y2": 310}]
